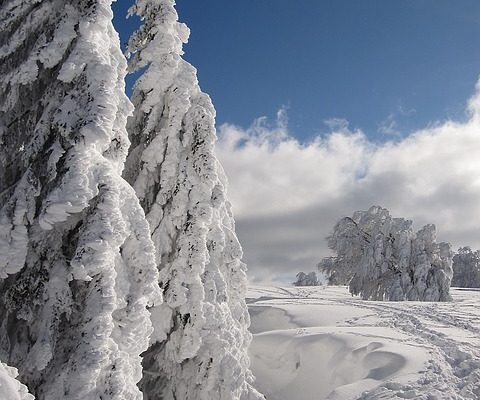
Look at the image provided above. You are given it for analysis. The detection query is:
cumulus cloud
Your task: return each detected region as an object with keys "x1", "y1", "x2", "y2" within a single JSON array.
[{"x1": 216, "y1": 82, "x2": 480, "y2": 284}]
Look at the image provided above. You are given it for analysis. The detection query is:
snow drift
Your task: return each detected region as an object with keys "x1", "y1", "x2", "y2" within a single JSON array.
[{"x1": 248, "y1": 285, "x2": 480, "y2": 399}]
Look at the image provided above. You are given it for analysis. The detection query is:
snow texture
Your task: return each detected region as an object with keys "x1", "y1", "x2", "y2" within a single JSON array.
[
  {"x1": 248, "y1": 285, "x2": 480, "y2": 400},
  {"x1": 123, "y1": 1, "x2": 263, "y2": 399},
  {"x1": 324, "y1": 206, "x2": 453, "y2": 301},
  {"x1": 293, "y1": 272, "x2": 320, "y2": 286},
  {"x1": 452, "y1": 247, "x2": 480, "y2": 288},
  {"x1": 0, "y1": 362, "x2": 34, "y2": 400},
  {"x1": 0, "y1": 1, "x2": 161, "y2": 398}
]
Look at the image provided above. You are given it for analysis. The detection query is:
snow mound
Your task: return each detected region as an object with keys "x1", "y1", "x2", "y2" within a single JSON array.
[{"x1": 250, "y1": 325, "x2": 426, "y2": 400}]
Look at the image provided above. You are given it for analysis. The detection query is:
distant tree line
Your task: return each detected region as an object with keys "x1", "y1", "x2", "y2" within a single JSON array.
[
  {"x1": 293, "y1": 271, "x2": 320, "y2": 286},
  {"x1": 451, "y1": 247, "x2": 480, "y2": 288}
]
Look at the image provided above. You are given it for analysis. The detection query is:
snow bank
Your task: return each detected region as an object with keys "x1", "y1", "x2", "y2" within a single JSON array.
[
  {"x1": 249, "y1": 300, "x2": 428, "y2": 400},
  {"x1": 250, "y1": 328, "x2": 426, "y2": 400}
]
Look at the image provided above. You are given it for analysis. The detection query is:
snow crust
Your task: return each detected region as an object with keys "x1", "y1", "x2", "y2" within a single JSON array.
[
  {"x1": 0, "y1": 1, "x2": 161, "y2": 398},
  {"x1": 248, "y1": 285, "x2": 480, "y2": 399},
  {"x1": 124, "y1": 1, "x2": 261, "y2": 399}
]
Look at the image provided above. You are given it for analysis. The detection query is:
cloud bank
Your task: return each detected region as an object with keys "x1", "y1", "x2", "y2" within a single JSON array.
[{"x1": 216, "y1": 82, "x2": 480, "y2": 284}]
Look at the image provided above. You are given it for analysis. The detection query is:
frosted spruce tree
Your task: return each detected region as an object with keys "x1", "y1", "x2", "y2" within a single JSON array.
[
  {"x1": 451, "y1": 247, "x2": 480, "y2": 288},
  {"x1": 324, "y1": 206, "x2": 453, "y2": 301},
  {"x1": 0, "y1": 1, "x2": 161, "y2": 398},
  {"x1": 123, "y1": 1, "x2": 263, "y2": 399}
]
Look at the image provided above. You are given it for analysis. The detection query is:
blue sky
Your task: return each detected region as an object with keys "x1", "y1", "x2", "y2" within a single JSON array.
[
  {"x1": 113, "y1": 1, "x2": 480, "y2": 143},
  {"x1": 113, "y1": 1, "x2": 480, "y2": 282}
]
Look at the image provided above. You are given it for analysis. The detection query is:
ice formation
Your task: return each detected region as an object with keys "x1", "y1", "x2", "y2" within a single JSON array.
[{"x1": 0, "y1": 1, "x2": 161, "y2": 398}]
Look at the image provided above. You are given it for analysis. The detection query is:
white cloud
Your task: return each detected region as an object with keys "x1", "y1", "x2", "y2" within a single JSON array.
[
  {"x1": 216, "y1": 81, "x2": 480, "y2": 284},
  {"x1": 217, "y1": 118, "x2": 372, "y2": 218}
]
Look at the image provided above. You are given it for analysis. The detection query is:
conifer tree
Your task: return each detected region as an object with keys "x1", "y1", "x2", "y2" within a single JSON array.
[
  {"x1": 124, "y1": 1, "x2": 263, "y2": 398},
  {"x1": 0, "y1": 1, "x2": 161, "y2": 398}
]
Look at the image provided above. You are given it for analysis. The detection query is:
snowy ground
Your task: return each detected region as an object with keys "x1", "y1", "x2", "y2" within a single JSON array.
[{"x1": 247, "y1": 286, "x2": 480, "y2": 400}]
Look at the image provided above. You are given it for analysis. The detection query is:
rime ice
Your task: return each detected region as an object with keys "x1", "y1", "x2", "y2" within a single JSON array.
[
  {"x1": 123, "y1": 1, "x2": 262, "y2": 399},
  {"x1": 0, "y1": 1, "x2": 161, "y2": 398}
]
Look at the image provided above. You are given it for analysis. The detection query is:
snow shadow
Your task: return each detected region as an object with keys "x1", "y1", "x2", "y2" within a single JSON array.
[{"x1": 250, "y1": 331, "x2": 407, "y2": 400}]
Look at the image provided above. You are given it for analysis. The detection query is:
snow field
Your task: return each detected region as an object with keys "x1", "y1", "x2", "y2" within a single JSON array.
[{"x1": 247, "y1": 286, "x2": 480, "y2": 399}]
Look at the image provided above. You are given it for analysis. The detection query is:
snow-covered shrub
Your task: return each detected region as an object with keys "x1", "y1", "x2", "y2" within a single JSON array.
[
  {"x1": 324, "y1": 206, "x2": 453, "y2": 301},
  {"x1": 123, "y1": 1, "x2": 263, "y2": 399},
  {"x1": 293, "y1": 272, "x2": 320, "y2": 286},
  {"x1": 0, "y1": 1, "x2": 161, "y2": 398},
  {"x1": 452, "y1": 247, "x2": 480, "y2": 288}
]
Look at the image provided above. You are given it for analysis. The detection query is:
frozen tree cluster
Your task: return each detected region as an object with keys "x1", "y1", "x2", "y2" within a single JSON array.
[
  {"x1": 293, "y1": 272, "x2": 320, "y2": 286},
  {"x1": 320, "y1": 206, "x2": 453, "y2": 301},
  {"x1": 0, "y1": 0, "x2": 261, "y2": 399},
  {"x1": 451, "y1": 247, "x2": 480, "y2": 288}
]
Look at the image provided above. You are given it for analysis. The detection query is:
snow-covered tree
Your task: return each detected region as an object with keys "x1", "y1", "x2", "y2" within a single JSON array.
[
  {"x1": 451, "y1": 247, "x2": 480, "y2": 288},
  {"x1": 123, "y1": 1, "x2": 262, "y2": 399},
  {"x1": 293, "y1": 272, "x2": 319, "y2": 286},
  {"x1": 317, "y1": 257, "x2": 350, "y2": 285},
  {"x1": 318, "y1": 217, "x2": 365, "y2": 285},
  {"x1": 0, "y1": 1, "x2": 161, "y2": 398},
  {"x1": 406, "y1": 225, "x2": 452, "y2": 301},
  {"x1": 324, "y1": 206, "x2": 452, "y2": 301}
]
